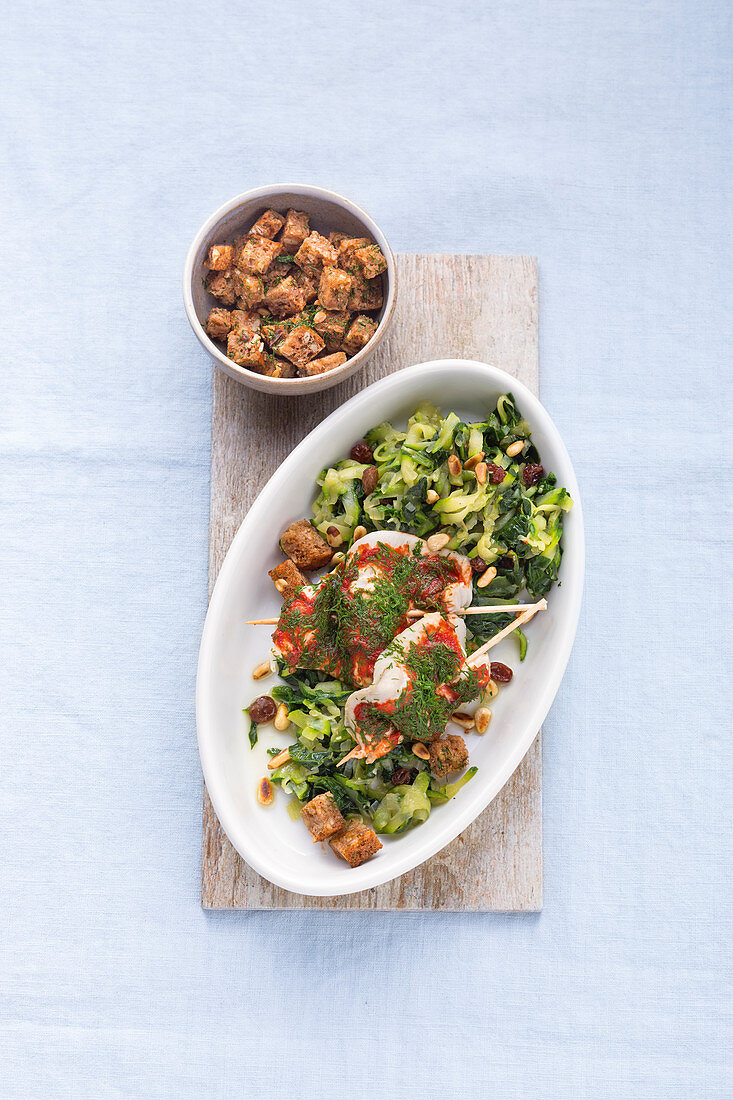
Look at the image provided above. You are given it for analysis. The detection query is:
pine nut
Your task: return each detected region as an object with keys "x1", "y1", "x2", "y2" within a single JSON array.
[
  {"x1": 406, "y1": 608, "x2": 425, "y2": 622},
  {"x1": 452, "y1": 712, "x2": 475, "y2": 729},
  {"x1": 273, "y1": 704, "x2": 290, "y2": 731},
  {"x1": 426, "y1": 532, "x2": 451, "y2": 552},
  {"x1": 447, "y1": 455, "x2": 462, "y2": 476},
  {"x1": 477, "y1": 565, "x2": 497, "y2": 588},
  {"x1": 330, "y1": 551, "x2": 345, "y2": 565},
  {"x1": 412, "y1": 742, "x2": 430, "y2": 761},
  {"x1": 252, "y1": 660, "x2": 272, "y2": 679},
  {"x1": 506, "y1": 440, "x2": 525, "y2": 457},
  {"x1": 483, "y1": 680, "x2": 499, "y2": 702},
  {"x1": 274, "y1": 579, "x2": 288, "y2": 594},
  {"x1": 475, "y1": 462, "x2": 487, "y2": 485},
  {"x1": 464, "y1": 451, "x2": 485, "y2": 471},
  {"x1": 426, "y1": 489, "x2": 439, "y2": 505},
  {"x1": 267, "y1": 747, "x2": 291, "y2": 769},
  {"x1": 257, "y1": 777, "x2": 274, "y2": 805},
  {"x1": 353, "y1": 524, "x2": 367, "y2": 540},
  {"x1": 475, "y1": 706, "x2": 492, "y2": 734},
  {"x1": 326, "y1": 526, "x2": 343, "y2": 547}
]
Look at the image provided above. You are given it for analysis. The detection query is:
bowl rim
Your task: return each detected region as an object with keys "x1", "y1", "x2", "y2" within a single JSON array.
[
  {"x1": 182, "y1": 183, "x2": 397, "y2": 394},
  {"x1": 196, "y1": 358, "x2": 585, "y2": 896}
]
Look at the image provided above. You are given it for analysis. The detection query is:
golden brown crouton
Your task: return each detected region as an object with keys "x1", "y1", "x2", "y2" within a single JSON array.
[
  {"x1": 299, "y1": 352, "x2": 348, "y2": 377},
  {"x1": 312, "y1": 308, "x2": 351, "y2": 351},
  {"x1": 230, "y1": 309, "x2": 261, "y2": 337},
  {"x1": 337, "y1": 237, "x2": 372, "y2": 272},
  {"x1": 226, "y1": 332, "x2": 268, "y2": 371},
  {"x1": 263, "y1": 355, "x2": 297, "y2": 379},
  {"x1": 428, "y1": 734, "x2": 469, "y2": 778},
  {"x1": 249, "y1": 209, "x2": 285, "y2": 240},
  {"x1": 318, "y1": 267, "x2": 355, "y2": 312},
  {"x1": 206, "y1": 244, "x2": 234, "y2": 271},
  {"x1": 292, "y1": 265, "x2": 320, "y2": 303},
  {"x1": 205, "y1": 270, "x2": 237, "y2": 305},
  {"x1": 342, "y1": 315, "x2": 378, "y2": 356},
  {"x1": 350, "y1": 275, "x2": 383, "y2": 311},
  {"x1": 233, "y1": 271, "x2": 265, "y2": 309},
  {"x1": 354, "y1": 244, "x2": 387, "y2": 280},
  {"x1": 269, "y1": 558, "x2": 308, "y2": 599},
  {"x1": 278, "y1": 325, "x2": 325, "y2": 369},
  {"x1": 204, "y1": 308, "x2": 232, "y2": 339},
  {"x1": 236, "y1": 234, "x2": 282, "y2": 275},
  {"x1": 279, "y1": 519, "x2": 332, "y2": 570},
  {"x1": 295, "y1": 231, "x2": 338, "y2": 269},
  {"x1": 329, "y1": 230, "x2": 348, "y2": 248},
  {"x1": 301, "y1": 793, "x2": 346, "y2": 842},
  {"x1": 264, "y1": 275, "x2": 307, "y2": 318},
  {"x1": 329, "y1": 821, "x2": 382, "y2": 867},
  {"x1": 280, "y1": 209, "x2": 310, "y2": 253}
]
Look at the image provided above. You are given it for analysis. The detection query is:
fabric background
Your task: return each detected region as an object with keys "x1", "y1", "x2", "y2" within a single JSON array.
[{"x1": 1, "y1": 1, "x2": 730, "y2": 1096}]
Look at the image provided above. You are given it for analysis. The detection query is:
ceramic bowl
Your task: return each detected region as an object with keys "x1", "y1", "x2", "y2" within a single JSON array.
[
  {"x1": 183, "y1": 185, "x2": 396, "y2": 395},
  {"x1": 196, "y1": 359, "x2": 584, "y2": 896}
]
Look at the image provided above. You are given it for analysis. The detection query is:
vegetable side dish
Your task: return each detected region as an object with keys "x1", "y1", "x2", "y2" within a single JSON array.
[
  {"x1": 246, "y1": 395, "x2": 572, "y2": 867},
  {"x1": 202, "y1": 207, "x2": 386, "y2": 379}
]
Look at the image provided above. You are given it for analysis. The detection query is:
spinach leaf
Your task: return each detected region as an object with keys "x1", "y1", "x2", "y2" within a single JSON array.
[{"x1": 243, "y1": 709, "x2": 258, "y2": 749}]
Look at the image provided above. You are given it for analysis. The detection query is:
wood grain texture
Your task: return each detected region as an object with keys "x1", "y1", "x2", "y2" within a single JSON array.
[{"x1": 202, "y1": 254, "x2": 542, "y2": 911}]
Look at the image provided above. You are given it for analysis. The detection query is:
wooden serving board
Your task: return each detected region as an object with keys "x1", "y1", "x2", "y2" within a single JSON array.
[{"x1": 202, "y1": 254, "x2": 542, "y2": 911}]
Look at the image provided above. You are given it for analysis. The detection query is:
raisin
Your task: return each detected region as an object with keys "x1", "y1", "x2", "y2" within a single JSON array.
[
  {"x1": 471, "y1": 557, "x2": 488, "y2": 575},
  {"x1": 487, "y1": 463, "x2": 506, "y2": 485},
  {"x1": 249, "y1": 695, "x2": 277, "y2": 723},
  {"x1": 391, "y1": 767, "x2": 416, "y2": 786},
  {"x1": 362, "y1": 465, "x2": 378, "y2": 494},
  {"x1": 350, "y1": 441, "x2": 374, "y2": 463},
  {"x1": 490, "y1": 662, "x2": 513, "y2": 683},
  {"x1": 521, "y1": 463, "x2": 544, "y2": 487}
]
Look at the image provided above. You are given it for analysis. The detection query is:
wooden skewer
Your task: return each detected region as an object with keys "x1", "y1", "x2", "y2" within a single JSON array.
[
  {"x1": 466, "y1": 599, "x2": 547, "y2": 665},
  {"x1": 246, "y1": 602, "x2": 543, "y2": 627}
]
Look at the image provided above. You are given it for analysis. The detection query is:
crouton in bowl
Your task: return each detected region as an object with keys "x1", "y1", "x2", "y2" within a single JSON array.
[{"x1": 183, "y1": 186, "x2": 396, "y2": 395}]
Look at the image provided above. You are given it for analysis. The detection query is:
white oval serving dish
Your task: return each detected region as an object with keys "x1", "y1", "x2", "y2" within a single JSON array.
[{"x1": 196, "y1": 359, "x2": 584, "y2": 896}]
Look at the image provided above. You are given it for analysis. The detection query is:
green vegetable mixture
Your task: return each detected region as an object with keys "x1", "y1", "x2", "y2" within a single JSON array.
[{"x1": 254, "y1": 394, "x2": 572, "y2": 838}]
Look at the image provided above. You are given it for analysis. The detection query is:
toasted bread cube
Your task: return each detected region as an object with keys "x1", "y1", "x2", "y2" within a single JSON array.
[
  {"x1": 337, "y1": 237, "x2": 372, "y2": 272},
  {"x1": 264, "y1": 275, "x2": 307, "y2": 319},
  {"x1": 312, "y1": 308, "x2": 350, "y2": 351},
  {"x1": 230, "y1": 309, "x2": 261, "y2": 337},
  {"x1": 301, "y1": 793, "x2": 346, "y2": 842},
  {"x1": 232, "y1": 271, "x2": 265, "y2": 309},
  {"x1": 205, "y1": 270, "x2": 237, "y2": 305},
  {"x1": 204, "y1": 308, "x2": 232, "y2": 339},
  {"x1": 226, "y1": 332, "x2": 268, "y2": 371},
  {"x1": 354, "y1": 244, "x2": 387, "y2": 280},
  {"x1": 295, "y1": 231, "x2": 338, "y2": 269},
  {"x1": 350, "y1": 275, "x2": 383, "y2": 311},
  {"x1": 206, "y1": 244, "x2": 234, "y2": 271},
  {"x1": 278, "y1": 324, "x2": 325, "y2": 369},
  {"x1": 329, "y1": 820, "x2": 382, "y2": 867},
  {"x1": 329, "y1": 230, "x2": 348, "y2": 248},
  {"x1": 293, "y1": 266, "x2": 320, "y2": 304},
  {"x1": 279, "y1": 519, "x2": 332, "y2": 570},
  {"x1": 318, "y1": 267, "x2": 355, "y2": 312},
  {"x1": 342, "y1": 315, "x2": 378, "y2": 356},
  {"x1": 269, "y1": 558, "x2": 308, "y2": 599},
  {"x1": 428, "y1": 734, "x2": 469, "y2": 778},
  {"x1": 249, "y1": 209, "x2": 285, "y2": 240},
  {"x1": 299, "y1": 352, "x2": 348, "y2": 377},
  {"x1": 279, "y1": 209, "x2": 310, "y2": 253},
  {"x1": 260, "y1": 320, "x2": 289, "y2": 349},
  {"x1": 263, "y1": 355, "x2": 297, "y2": 379},
  {"x1": 236, "y1": 234, "x2": 282, "y2": 275}
]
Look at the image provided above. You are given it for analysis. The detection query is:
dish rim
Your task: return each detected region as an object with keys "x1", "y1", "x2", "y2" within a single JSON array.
[{"x1": 196, "y1": 358, "x2": 585, "y2": 895}]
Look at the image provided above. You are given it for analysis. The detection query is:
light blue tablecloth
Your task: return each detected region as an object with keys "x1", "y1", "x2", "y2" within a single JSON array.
[{"x1": 2, "y1": 1, "x2": 730, "y2": 1095}]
